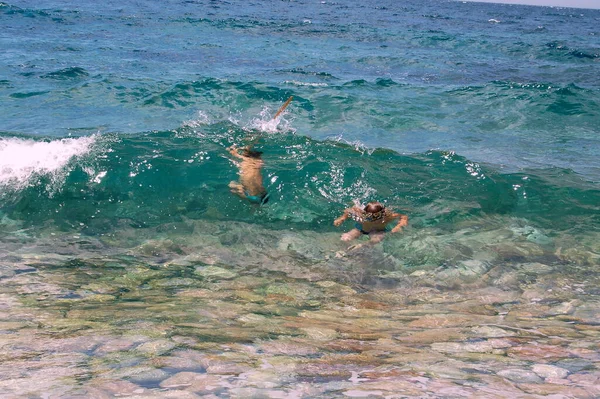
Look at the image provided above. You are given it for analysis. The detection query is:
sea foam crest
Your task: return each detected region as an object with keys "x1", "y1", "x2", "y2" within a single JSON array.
[
  {"x1": 0, "y1": 135, "x2": 96, "y2": 190},
  {"x1": 284, "y1": 80, "x2": 328, "y2": 87}
]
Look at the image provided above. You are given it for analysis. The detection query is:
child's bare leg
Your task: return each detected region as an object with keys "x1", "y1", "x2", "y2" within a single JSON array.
[
  {"x1": 341, "y1": 228, "x2": 362, "y2": 242},
  {"x1": 368, "y1": 231, "x2": 386, "y2": 243}
]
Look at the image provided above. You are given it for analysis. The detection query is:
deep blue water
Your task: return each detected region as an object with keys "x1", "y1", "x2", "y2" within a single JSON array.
[{"x1": 1, "y1": 0, "x2": 599, "y2": 241}]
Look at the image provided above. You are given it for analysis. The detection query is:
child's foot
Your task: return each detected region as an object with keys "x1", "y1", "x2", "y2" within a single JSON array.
[
  {"x1": 341, "y1": 228, "x2": 361, "y2": 242},
  {"x1": 369, "y1": 232, "x2": 385, "y2": 243},
  {"x1": 341, "y1": 233, "x2": 354, "y2": 242}
]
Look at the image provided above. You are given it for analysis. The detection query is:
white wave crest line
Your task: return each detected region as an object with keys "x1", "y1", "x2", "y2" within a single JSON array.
[
  {"x1": 0, "y1": 135, "x2": 97, "y2": 189},
  {"x1": 325, "y1": 135, "x2": 374, "y2": 155},
  {"x1": 283, "y1": 80, "x2": 328, "y2": 87}
]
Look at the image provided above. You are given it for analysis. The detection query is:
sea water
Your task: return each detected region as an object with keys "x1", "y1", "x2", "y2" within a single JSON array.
[{"x1": 1, "y1": 0, "x2": 599, "y2": 397}]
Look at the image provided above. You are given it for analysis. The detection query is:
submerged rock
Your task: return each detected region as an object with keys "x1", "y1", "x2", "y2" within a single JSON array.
[
  {"x1": 456, "y1": 259, "x2": 491, "y2": 276},
  {"x1": 396, "y1": 328, "x2": 467, "y2": 344},
  {"x1": 532, "y1": 364, "x2": 569, "y2": 380},
  {"x1": 136, "y1": 339, "x2": 177, "y2": 356},
  {"x1": 431, "y1": 339, "x2": 512, "y2": 354},
  {"x1": 497, "y1": 368, "x2": 543, "y2": 383},
  {"x1": 160, "y1": 372, "x2": 222, "y2": 391},
  {"x1": 89, "y1": 380, "x2": 147, "y2": 397},
  {"x1": 470, "y1": 326, "x2": 516, "y2": 338},
  {"x1": 95, "y1": 337, "x2": 144, "y2": 354},
  {"x1": 507, "y1": 344, "x2": 572, "y2": 362},
  {"x1": 408, "y1": 313, "x2": 496, "y2": 328},
  {"x1": 300, "y1": 327, "x2": 339, "y2": 341},
  {"x1": 126, "y1": 367, "x2": 170, "y2": 385},
  {"x1": 555, "y1": 246, "x2": 600, "y2": 266},
  {"x1": 194, "y1": 265, "x2": 237, "y2": 280},
  {"x1": 138, "y1": 239, "x2": 187, "y2": 257},
  {"x1": 570, "y1": 302, "x2": 600, "y2": 324},
  {"x1": 517, "y1": 382, "x2": 592, "y2": 397}
]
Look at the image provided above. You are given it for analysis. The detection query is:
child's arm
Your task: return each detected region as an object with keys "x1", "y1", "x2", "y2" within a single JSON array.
[
  {"x1": 334, "y1": 207, "x2": 353, "y2": 226},
  {"x1": 389, "y1": 212, "x2": 408, "y2": 233},
  {"x1": 227, "y1": 145, "x2": 244, "y2": 159}
]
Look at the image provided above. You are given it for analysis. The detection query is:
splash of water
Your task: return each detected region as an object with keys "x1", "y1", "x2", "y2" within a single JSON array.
[{"x1": 248, "y1": 106, "x2": 295, "y2": 134}]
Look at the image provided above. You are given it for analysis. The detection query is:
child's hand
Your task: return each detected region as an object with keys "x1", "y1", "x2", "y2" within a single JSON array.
[
  {"x1": 227, "y1": 145, "x2": 239, "y2": 155},
  {"x1": 391, "y1": 214, "x2": 408, "y2": 233},
  {"x1": 390, "y1": 224, "x2": 406, "y2": 233}
]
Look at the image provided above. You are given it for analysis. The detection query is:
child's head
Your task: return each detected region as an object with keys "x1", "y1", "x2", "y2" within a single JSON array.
[
  {"x1": 243, "y1": 148, "x2": 263, "y2": 159},
  {"x1": 364, "y1": 202, "x2": 384, "y2": 213},
  {"x1": 364, "y1": 201, "x2": 385, "y2": 221}
]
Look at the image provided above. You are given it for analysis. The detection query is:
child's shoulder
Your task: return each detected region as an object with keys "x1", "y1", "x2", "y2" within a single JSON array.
[
  {"x1": 384, "y1": 208, "x2": 407, "y2": 219},
  {"x1": 382, "y1": 207, "x2": 396, "y2": 217},
  {"x1": 348, "y1": 206, "x2": 364, "y2": 220}
]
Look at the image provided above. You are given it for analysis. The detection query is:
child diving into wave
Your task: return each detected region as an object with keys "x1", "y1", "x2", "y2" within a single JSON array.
[
  {"x1": 334, "y1": 201, "x2": 408, "y2": 243},
  {"x1": 226, "y1": 96, "x2": 292, "y2": 206},
  {"x1": 228, "y1": 145, "x2": 270, "y2": 205}
]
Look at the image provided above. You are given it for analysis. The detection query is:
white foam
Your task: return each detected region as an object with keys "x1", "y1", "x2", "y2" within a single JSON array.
[
  {"x1": 182, "y1": 110, "x2": 213, "y2": 129},
  {"x1": 248, "y1": 106, "x2": 294, "y2": 134},
  {"x1": 283, "y1": 80, "x2": 328, "y2": 87},
  {"x1": 0, "y1": 135, "x2": 96, "y2": 190}
]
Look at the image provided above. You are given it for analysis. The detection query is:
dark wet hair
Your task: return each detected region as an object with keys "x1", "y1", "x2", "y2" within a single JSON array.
[
  {"x1": 364, "y1": 202, "x2": 385, "y2": 213},
  {"x1": 243, "y1": 149, "x2": 263, "y2": 159}
]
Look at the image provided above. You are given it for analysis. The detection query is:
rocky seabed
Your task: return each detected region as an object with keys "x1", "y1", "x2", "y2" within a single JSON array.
[{"x1": 0, "y1": 218, "x2": 599, "y2": 398}]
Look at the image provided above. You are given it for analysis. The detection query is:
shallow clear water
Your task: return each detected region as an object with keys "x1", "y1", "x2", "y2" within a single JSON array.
[{"x1": 1, "y1": 0, "x2": 599, "y2": 397}]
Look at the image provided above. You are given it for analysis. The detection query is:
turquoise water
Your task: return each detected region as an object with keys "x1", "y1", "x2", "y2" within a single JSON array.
[{"x1": 1, "y1": 1, "x2": 600, "y2": 397}]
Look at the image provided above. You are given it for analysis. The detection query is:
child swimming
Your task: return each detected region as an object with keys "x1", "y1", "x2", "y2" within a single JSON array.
[
  {"x1": 226, "y1": 96, "x2": 292, "y2": 206},
  {"x1": 228, "y1": 145, "x2": 270, "y2": 205},
  {"x1": 334, "y1": 201, "x2": 408, "y2": 242}
]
